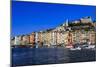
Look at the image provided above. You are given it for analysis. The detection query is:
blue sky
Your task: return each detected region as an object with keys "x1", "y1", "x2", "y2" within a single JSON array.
[{"x1": 11, "y1": 1, "x2": 96, "y2": 36}]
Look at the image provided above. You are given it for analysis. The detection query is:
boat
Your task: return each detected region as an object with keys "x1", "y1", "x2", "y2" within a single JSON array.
[{"x1": 70, "y1": 47, "x2": 81, "y2": 50}]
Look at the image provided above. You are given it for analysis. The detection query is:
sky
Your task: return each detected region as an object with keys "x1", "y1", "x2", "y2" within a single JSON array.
[{"x1": 11, "y1": 1, "x2": 96, "y2": 36}]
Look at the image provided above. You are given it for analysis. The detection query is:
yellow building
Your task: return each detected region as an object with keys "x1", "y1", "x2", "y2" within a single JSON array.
[
  {"x1": 80, "y1": 17, "x2": 92, "y2": 23},
  {"x1": 22, "y1": 35, "x2": 30, "y2": 45},
  {"x1": 89, "y1": 31, "x2": 96, "y2": 44}
]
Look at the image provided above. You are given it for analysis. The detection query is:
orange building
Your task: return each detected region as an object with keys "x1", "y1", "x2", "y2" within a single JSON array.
[{"x1": 29, "y1": 32, "x2": 35, "y2": 46}]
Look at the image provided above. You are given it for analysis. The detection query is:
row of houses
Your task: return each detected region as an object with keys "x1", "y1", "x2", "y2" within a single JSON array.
[{"x1": 11, "y1": 17, "x2": 96, "y2": 48}]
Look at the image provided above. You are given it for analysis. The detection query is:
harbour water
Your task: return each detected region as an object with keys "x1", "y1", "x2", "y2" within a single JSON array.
[{"x1": 11, "y1": 47, "x2": 96, "y2": 66}]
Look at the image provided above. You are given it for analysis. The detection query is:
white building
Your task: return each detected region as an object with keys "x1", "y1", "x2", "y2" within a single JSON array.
[
  {"x1": 14, "y1": 36, "x2": 21, "y2": 45},
  {"x1": 51, "y1": 31, "x2": 57, "y2": 45},
  {"x1": 35, "y1": 32, "x2": 38, "y2": 44}
]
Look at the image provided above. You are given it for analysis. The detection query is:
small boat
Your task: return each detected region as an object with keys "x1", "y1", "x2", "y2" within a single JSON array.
[
  {"x1": 85, "y1": 45, "x2": 95, "y2": 49},
  {"x1": 66, "y1": 46, "x2": 73, "y2": 48},
  {"x1": 70, "y1": 47, "x2": 81, "y2": 50}
]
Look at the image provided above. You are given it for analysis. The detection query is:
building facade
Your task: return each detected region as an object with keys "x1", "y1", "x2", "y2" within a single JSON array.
[{"x1": 11, "y1": 17, "x2": 96, "y2": 48}]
